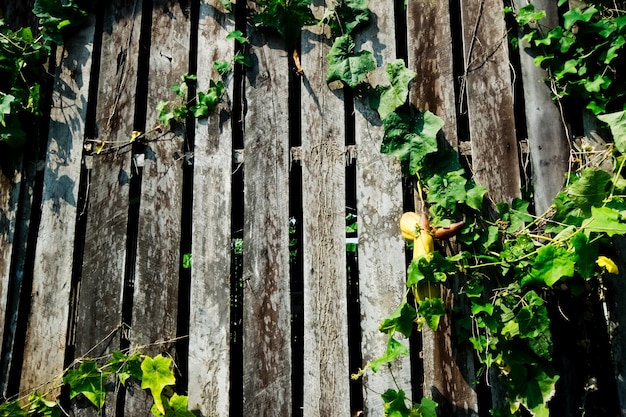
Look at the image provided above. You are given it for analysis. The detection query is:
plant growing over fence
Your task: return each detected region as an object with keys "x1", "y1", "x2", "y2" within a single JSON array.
[
  {"x1": 505, "y1": 1, "x2": 626, "y2": 114},
  {"x1": 0, "y1": 344, "x2": 195, "y2": 417}
]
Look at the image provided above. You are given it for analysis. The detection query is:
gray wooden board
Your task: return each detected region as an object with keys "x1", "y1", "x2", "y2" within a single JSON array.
[
  {"x1": 72, "y1": 3, "x2": 144, "y2": 415},
  {"x1": 187, "y1": 1, "x2": 234, "y2": 415},
  {"x1": 125, "y1": 1, "x2": 189, "y2": 413},
  {"x1": 516, "y1": 0, "x2": 569, "y2": 213},
  {"x1": 352, "y1": 2, "x2": 411, "y2": 413},
  {"x1": 0, "y1": 158, "x2": 22, "y2": 359},
  {"x1": 300, "y1": 18, "x2": 351, "y2": 417},
  {"x1": 408, "y1": 0, "x2": 458, "y2": 142},
  {"x1": 408, "y1": 2, "x2": 479, "y2": 414},
  {"x1": 20, "y1": 17, "x2": 96, "y2": 393},
  {"x1": 241, "y1": 11, "x2": 292, "y2": 416},
  {"x1": 460, "y1": 0, "x2": 521, "y2": 203}
]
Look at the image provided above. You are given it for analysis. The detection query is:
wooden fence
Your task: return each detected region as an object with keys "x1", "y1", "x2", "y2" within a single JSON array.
[{"x1": 1, "y1": 0, "x2": 626, "y2": 416}]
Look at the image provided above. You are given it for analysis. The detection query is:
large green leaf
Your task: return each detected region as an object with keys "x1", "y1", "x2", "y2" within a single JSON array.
[
  {"x1": 141, "y1": 355, "x2": 177, "y2": 415},
  {"x1": 370, "y1": 337, "x2": 410, "y2": 372},
  {"x1": 524, "y1": 244, "x2": 576, "y2": 287},
  {"x1": 597, "y1": 110, "x2": 626, "y2": 154},
  {"x1": 326, "y1": 0, "x2": 370, "y2": 36},
  {"x1": 377, "y1": 60, "x2": 416, "y2": 121},
  {"x1": 581, "y1": 205, "x2": 626, "y2": 236},
  {"x1": 254, "y1": 0, "x2": 317, "y2": 50},
  {"x1": 426, "y1": 170, "x2": 467, "y2": 212},
  {"x1": 63, "y1": 360, "x2": 108, "y2": 410},
  {"x1": 326, "y1": 34, "x2": 375, "y2": 89},
  {"x1": 565, "y1": 168, "x2": 611, "y2": 213}
]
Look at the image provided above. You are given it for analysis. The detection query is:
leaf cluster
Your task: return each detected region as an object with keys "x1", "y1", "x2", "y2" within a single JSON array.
[
  {"x1": 253, "y1": 0, "x2": 317, "y2": 50},
  {"x1": 0, "y1": 352, "x2": 194, "y2": 417},
  {"x1": 508, "y1": 2, "x2": 626, "y2": 114}
]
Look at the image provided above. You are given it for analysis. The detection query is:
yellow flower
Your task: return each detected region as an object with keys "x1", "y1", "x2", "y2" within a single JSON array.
[{"x1": 596, "y1": 256, "x2": 619, "y2": 274}]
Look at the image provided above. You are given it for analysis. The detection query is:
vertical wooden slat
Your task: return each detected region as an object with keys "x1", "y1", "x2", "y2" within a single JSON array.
[
  {"x1": 460, "y1": 0, "x2": 521, "y2": 203},
  {"x1": 19, "y1": 17, "x2": 96, "y2": 393},
  {"x1": 352, "y1": 3, "x2": 411, "y2": 414},
  {"x1": 409, "y1": 2, "x2": 479, "y2": 415},
  {"x1": 72, "y1": 3, "x2": 142, "y2": 415},
  {"x1": 408, "y1": 0, "x2": 458, "y2": 140},
  {"x1": 0, "y1": 160, "x2": 21, "y2": 349},
  {"x1": 516, "y1": 0, "x2": 569, "y2": 213},
  {"x1": 242, "y1": 7, "x2": 292, "y2": 415},
  {"x1": 187, "y1": 1, "x2": 233, "y2": 415},
  {"x1": 301, "y1": 19, "x2": 351, "y2": 417},
  {"x1": 125, "y1": 0, "x2": 189, "y2": 413}
]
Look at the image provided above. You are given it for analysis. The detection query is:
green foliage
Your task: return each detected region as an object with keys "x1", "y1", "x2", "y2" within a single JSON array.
[
  {"x1": 322, "y1": 0, "x2": 371, "y2": 37},
  {"x1": 508, "y1": 3, "x2": 626, "y2": 114},
  {"x1": 2, "y1": 350, "x2": 193, "y2": 417},
  {"x1": 253, "y1": 0, "x2": 317, "y2": 50},
  {"x1": 381, "y1": 389, "x2": 437, "y2": 417},
  {"x1": 326, "y1": 34, "x2": 376, "y2": 89},
  {"x1": 33, "y1": 0, "x2": 89, "y2": 44},
  {"x1": 376, "y1": 60, "x2": 416, "y2": 120}
]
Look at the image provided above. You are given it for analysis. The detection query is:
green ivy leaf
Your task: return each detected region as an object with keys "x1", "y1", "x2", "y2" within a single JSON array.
[
  {"x1": 326, "y1": 34, "x2": 376, "y2": 89},
  {"x1": 0, "y1": 399, "x2": 26, "y2": 417},
  {"x1": 63, "y1": 360, "x2": 109, "y2": 410},
  {"x1": 563, "y1": 6, "x2": 598, "y2": 30},
  {"x1": 108, "y1": 351, "x2": 143, "y2": 386},
  {"x1": 152, "y1": 393, "x2": 195, "y2": 417},
  {"x1": 377, "y1": 60, "x2": 416, "y2": 121},
  {"x1": 226, "y1": 30, "x2": 248, "y2": 44},
  {"x1": 141, "y1": 354, "x2": 177, "y2": 415},
  {"x1": 379, "y1": 301, "x2": 417, "y2": 338},
  {"x1": 27, "y1": 392, "x2": 62, "y2": 417},
  {"x1": 33, "y1": 0, "x2": 89, "y2": 44},
  {"x1": 182, "y1": 253, "x2": 192, "y2": 269},
  {"x1": 381, "y1": 389, "x2": 414, "y2": 417}
]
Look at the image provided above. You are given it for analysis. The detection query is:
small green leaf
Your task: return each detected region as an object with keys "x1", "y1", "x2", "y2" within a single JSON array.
[
  {"x1": 0, "y1": 94, "x2": 15, "y2": 124},
  {"x1": 27, "y1": 392, "x2": 62, "y2": 417},
  {"x1": 182, "y1": 253, "x2": 192, "y2": 269},
  {"x1": 141, "y1": 354, "x2": 177, "y2": 415},
  {"x1": 226, "y1": 29, "x2": 248, "y2": 44},
  {"x1": 370, "y1": 337, "x2": 410, "y2": 372},
  {"x1": 418, "y1": 297, "x2": 445, "y2": 330},
  {"x1": 379, "y1": 302, "x2": 417, "y2": 338},
  {"x1": 213, "y1": 60, "x2": 232, "y2": 75}
]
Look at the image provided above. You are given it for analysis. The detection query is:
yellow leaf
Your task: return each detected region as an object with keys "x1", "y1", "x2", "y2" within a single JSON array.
[
  {"x1": 597, "y1": 256, "x2": 619, "y2": 274},
  {"x1": 131, "y1": 130, "x2": 143, "y2": 142},
  {"x1": 95, "y1": 141, "x2": 105, "y2": 154}
]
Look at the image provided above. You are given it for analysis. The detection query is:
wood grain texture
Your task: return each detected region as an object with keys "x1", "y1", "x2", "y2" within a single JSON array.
[
  {"x1": 72, "y1": 3, "x2": 143, "y2": 415},
  {"x1": 187, "y1": 1, "x2": 233, "y2": 415},
  {"x1": 20, "y1": 17, "x2": 96, "y2": 393},
  {"x1": 300, "y1": 18, "x2": 351, "y2": 417},
  {"x1": 241, "y1": 5, "x2": 292, "y2": 415},
  {"x1": 408, "y1": 0, "x2": 458, "y2": 142},
  {"x1": 125, "y1": 0, "x2": 189, "y2": 413},
  {"x1": 516, "y1": 0, "x2": 569, "y2": 213},
  {"x1": 352, "y1": 2, "x2": 411, "y2": 413},
  {"x1": 460, "y1": 0, "x2": 521, "y2": 203}
]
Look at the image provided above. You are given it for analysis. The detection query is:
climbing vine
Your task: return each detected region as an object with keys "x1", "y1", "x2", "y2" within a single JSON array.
[{"x1": 4, "y1": 1, "x2": 626, "y2": 417}]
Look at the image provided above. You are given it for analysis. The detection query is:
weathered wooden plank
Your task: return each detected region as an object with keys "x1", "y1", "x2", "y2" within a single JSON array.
[
  {"x1": 517, "y1": 0, "x2": 569, "y2": 213},
  {"x1": 352, "y1": 3, "x2": 411, "y2": 414},
  {"x1": 19, "y1": 17, "x2": 96, "y2": 393},
  {"x1": 124, "y1": 0, "x2": 189, "y2": 413},
  {"x1": 300, "y1": 17, "x2": 351, "y2": 417},
  {"x1": 0, "y1": 158, "x2": 21, "y2": 353},
  {"x1": 71, "y1": 3, "x2": 143, "y2": 415},
  {"x1": 241, "y1": 5, "x2": 292, "y2": 415},
  {"x1": 460, "y1": 0, "x2": 521, "y2": 203},
  {"x1": 408, "y1": 2, "x2": 479, "y2": 415},
  {"x1": 187, "y1": 1, "x2": 234, "y2": 415},
  {"x1": 408, "y1": 0, "x2": 458, "y2": 141}
]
